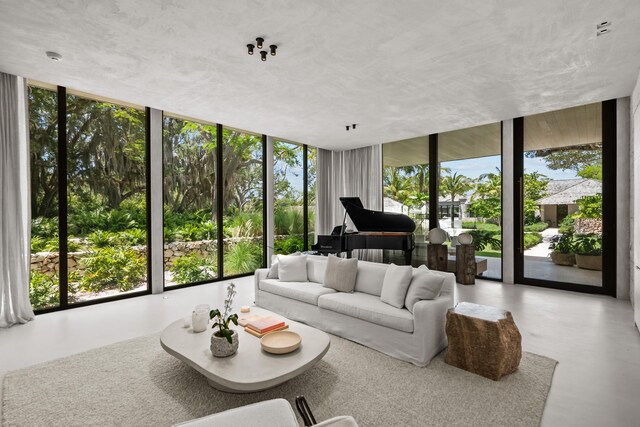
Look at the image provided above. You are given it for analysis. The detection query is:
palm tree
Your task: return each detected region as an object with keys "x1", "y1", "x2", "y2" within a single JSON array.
[
  {"x1": 383, "y1": 167, "x2": 412, "y2": 213},
  {"x1": 439, "y1": 172, "x2": 472, "y2": 228}
]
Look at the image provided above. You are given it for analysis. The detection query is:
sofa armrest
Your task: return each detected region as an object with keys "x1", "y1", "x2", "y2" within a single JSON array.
[
  {"x1": 173, "y1": 398, "x2": 299, "y2": 427},
  {"x1": 314, "y1": 416, "x2": 359, "y2": 427},
  {"x1": 412, "y1": 295, "x2": 453, "y2": 333},
  {"x1": 254, "y1": 268, "x2": 270, "y2": 300}
]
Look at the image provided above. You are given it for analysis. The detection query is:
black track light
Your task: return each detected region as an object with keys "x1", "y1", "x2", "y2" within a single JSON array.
[
  {"x1": 256, "y1": 37, "x2": 264, "y2": 49},
  {"x1": 270, "y1": 45, "x2": 277, "y2": 56},
  {"x1": 352, "y1": 124, "x2": 357, "y2": 129},
  {"x1": 247, "y1": 44, "x2": 255, "y2": 55},
  {"x1": 346, "y1": 126, "x2": 350, "y2": 131},
  {"x1": 260, "y1": 51, "x2": 267, "y2": 61}
]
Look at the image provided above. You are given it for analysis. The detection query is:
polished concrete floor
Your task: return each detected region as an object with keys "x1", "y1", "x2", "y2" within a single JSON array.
[{"x1": 1, "y1": 276, "x2": 639, "y2": 427}]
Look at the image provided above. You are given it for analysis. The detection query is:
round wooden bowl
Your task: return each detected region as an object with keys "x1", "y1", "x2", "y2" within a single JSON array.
[{"x1": 260, "y1": 331, "x2": 302, "y2": 354}]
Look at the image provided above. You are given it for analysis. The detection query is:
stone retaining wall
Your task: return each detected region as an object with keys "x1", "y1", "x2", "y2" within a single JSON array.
[
  {"x1": 31, "y1": 236, "x2": 269, "y2": 275},
  {"x1": 573, "y1": 218, "x2": 602, "y2": 235}
]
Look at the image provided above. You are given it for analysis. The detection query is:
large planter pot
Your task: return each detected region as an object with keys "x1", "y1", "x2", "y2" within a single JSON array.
[
  {"x1": 210, "y1": 330, "x2": 239, "y2": 357},
  {"x1": 575, "y1": 254, "x2": 602, "y2": 271},
  {"x1": 550, "y1": 251, "x2": 575, "y2": 266}
]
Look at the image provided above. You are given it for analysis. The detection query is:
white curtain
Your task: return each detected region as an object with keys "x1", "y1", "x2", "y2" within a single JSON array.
[
  {"x1": 0, "y1": 72, "x2": 35, "y2": 327},
  {"x1": 316, "y1": 145, "x2": 383, "y2": 261}
]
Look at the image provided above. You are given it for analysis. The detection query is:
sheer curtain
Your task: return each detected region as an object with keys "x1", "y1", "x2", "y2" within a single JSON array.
[
  {"x1": 316, "y1": 145, "x2": 383, "y2": 261},
  {"x1": 0, "y1": 72, "x2": 35, "y2": 327}
]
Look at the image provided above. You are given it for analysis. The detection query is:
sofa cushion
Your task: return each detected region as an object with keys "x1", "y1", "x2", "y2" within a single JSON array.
[
  {"x1": 318, "y1": 292, "x2": 414, "y2": 333},
  {"x1": 404, "y1": 269, "x2": 446, "y2": 313},
  {"x1": 260, "y1": 279, "x2": 336, "y2": 305},
  {"x1": 380, "y1": 264, "x2": 413, "y2": 308},
  {"x1": 267, "y1": 252, "x2": 302, "y2": 279},
  {"x1": 278, "y1": 254, "x2": 308, "y2": 282},
  {"x1": 353, "y1": 261, "x2": 389, "y2": 296},
  {"x1": 323, "y1": 255, "x2": 358, "y2": 292},
  {"x1": 306, "y1": 255, "x2": 327, "y2": 283}
]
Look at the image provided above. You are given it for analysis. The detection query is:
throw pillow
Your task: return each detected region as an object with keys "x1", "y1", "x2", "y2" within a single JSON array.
[
  {"x1": 277, "y1": 254, "x2": 308, "y2": 282},
  {"x1": 267, "y1": 252, "x2": 302, "y2": 279},
  {"x1": 380, "y1": 264, "x2": 413, "y2": 309},
  {"x1": 323, "y1": 254, "x2": 358, "y2": 292},
  {"x1": 404, "y1": 270, "x2": 445, "y2": 313}
]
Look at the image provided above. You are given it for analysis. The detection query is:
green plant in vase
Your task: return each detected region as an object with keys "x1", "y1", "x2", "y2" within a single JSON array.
[{"x1": 209, "y1": 282, "x2": 240, "y2": 357}]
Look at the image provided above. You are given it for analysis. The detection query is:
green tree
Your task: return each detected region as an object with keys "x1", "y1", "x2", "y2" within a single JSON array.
[
  {"x1": 383, "y1": 167, "x2": 412, "y2": 212},
  {"x1": 525, "y1": 145, "x2": 601, "y2": 173},
  {"x1": 468, "y1": 168, "x2": 502, "y2": 224},
  {"x1": 439, "y1": 172, "x2": 472, "y2": 228},
  {"x1": 523, "y1": 171, "x2": 549, "y2": 224}
]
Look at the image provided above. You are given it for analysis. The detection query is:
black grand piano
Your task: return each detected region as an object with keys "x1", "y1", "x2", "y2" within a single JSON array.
[{"x1": 311, "y1": 197, "x2": 416, "y2": 265}]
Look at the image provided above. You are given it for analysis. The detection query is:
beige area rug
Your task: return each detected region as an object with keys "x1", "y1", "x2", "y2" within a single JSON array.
[{"x1": 2, "y1": 334, "x2": 556, "y2": 427}]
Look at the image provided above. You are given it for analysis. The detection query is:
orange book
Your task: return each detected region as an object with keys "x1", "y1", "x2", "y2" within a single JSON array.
[
  {"x1": 246, "y1": 317, "x2": 286, "y2": 334},
  {"x1": 238, "y1": 315, "x2": 262, "y2": 327},
  {"x1": 244, "y1": 324, "x2": 289, "y2": 338}
]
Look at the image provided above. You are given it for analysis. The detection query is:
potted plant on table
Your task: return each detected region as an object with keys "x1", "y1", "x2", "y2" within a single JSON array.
[
  {"x1": 574, "y1": 235, "x2": 602, "y2": 271},
  {"x1": 550, "y1": 234, "x2": 575, "y2": 266},
  {"x1": 210, "y1": 282, "x2": 239, "y2": 357}
]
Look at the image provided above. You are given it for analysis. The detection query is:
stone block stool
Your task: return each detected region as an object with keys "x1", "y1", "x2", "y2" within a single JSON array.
[{"x1": 444, "y1": 302, "x2": 522, "y2": 381}]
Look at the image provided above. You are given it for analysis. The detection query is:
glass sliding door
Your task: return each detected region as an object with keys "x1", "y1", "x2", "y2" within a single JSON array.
[
  {"x1": 438, "y1": 123, "x2": 502, "y2": 280},
  {"x1": 66, "y1": 94, "x2": 149, "y2": 303},
  {"x1": 515, "y1": 102, "x2": 614, "y2": 293},
  {"x1": 162, "y1": 114, "x2": 218, "y2": 287},
  {"x1": 222, "y1": 128, "x2": 264, "y2": 276},
  {"x1": 307, "y1": 147, "x2": 317, "y2": 250},
  {"x1": 273, "y1": 141, "x2": 304, "y2": 254}
]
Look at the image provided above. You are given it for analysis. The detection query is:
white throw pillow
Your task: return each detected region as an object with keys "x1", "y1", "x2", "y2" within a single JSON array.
[
  {"x1": 323, "y1": 254, "x2": 358, "y2": 292},
  {"x1": 404, "y1": 269, "x2": 445, "y2": 313},
  {"x1": 267, "y1": 252, "x2": 302, "y2": 279},
  {"x1": 380, "y1": 264, "x2": 413, "y2": 309},
  {"x1": 277, "y1": 254, "x2": 308, "y2": 282}
]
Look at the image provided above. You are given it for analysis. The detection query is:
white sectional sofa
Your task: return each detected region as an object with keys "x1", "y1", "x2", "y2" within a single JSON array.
[{"x1": 254, "y1": 255, "x2": 455, "y2": 366}]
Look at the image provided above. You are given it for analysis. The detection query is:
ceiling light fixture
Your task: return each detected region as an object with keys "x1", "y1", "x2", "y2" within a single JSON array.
[
  {"x1": 247, "y1": 37, "x2": 278, "y2": 62},
  {"x1": 346, "y1": 126, "x2": 350, "y2": 131},
  {"x1": 352, "y1": 124, "x2": 357, "y2": 129},
  {"x1": 596, "y1": 21, "x2": 611, "y2": 36},
  {"x1": 46, "y1": 51, "x2": 62, "y2": 61}
]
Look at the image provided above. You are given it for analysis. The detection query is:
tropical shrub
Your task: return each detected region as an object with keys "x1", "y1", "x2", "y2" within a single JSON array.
[
  {"x1": 574, "y1": 194, "x2": 603, "y2": 219},
  {"x1": 554, "y1": 234, "x2": 575, "y2": 254},
  {"x1": 574, "y1": 235, "x2": 602, "y2": 256},
  {"x1": 31, "y1": 217, "x2": 58, "y2": 238},
  {"x1": 224, "y1": 241, "x2": 262, "y2": 275},
  {"x1": 274, "y1": 236, "x2": 304, "y2": 254},
  {"x1": 170, "y1": 254, "x2": 216, "y2": 284},
  {"x1": 468, "y1": 230, "x2": 502, "y2": 251},
  {"x1": 87, "y1": 230, "x2": 117, "y2": 248},
  {"x1": 29, "y1": 271, "x2": 59, "y2": 309},
  {"x1": 523, "y1": 232, "x2": 543, "y2": 249},
  {"x1": 558, "y1": 216, "x2": 575, "y2": 235},
  {"x1": 78, "y1": 247, "x2": 146, "y2": 292},
  {"x1": 524, "y1": 222, "x2": 549, "y2": 232}
]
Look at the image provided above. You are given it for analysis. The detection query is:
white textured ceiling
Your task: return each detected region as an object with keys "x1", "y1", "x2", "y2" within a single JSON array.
[{"x1": 1, "y1": 0, "x2": 639, "y2": 151}]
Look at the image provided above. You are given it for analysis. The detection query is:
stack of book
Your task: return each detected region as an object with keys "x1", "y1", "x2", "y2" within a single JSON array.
[{"x1": 238, "y1": 315, "x2": 288, "y2": 338}]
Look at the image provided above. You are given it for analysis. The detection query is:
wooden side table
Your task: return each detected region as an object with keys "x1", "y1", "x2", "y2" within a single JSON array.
[
  {"x1": 426, "y1": 244, "x2": 448, "y2": 271},
  {"x1": 455, "y1": 244, "x2": 475, "y2": 284},
  {"x1": 444, "y1": 302, "x2": 522, "y2": 381}
]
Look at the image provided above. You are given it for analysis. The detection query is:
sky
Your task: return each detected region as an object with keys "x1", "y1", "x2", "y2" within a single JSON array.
[{"x1": 441, "y1": 155, "x2": 580, "y2": 180}]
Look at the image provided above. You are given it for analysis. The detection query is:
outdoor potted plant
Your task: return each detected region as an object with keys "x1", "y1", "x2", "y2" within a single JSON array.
[
  {"x1": 209, "y1": 282, "x2": 239, "y2": 357},
  {"x1": 574, "y1": 235, "x2": 602, "y2": 271},
  {"x1": 550, "y1": 234, "x2": 575, "y2": 266}
]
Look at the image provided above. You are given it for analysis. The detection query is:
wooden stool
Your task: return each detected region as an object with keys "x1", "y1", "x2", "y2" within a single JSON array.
[
  {"x1": 426, "y1": 244, "x2": 448, "y2": 271},
  {"x1": 444, "y1": 302, "x2": 522, "y2": 381}
]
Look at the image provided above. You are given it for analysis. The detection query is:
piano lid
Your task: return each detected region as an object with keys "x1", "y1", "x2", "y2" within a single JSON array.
[{"x1": 340, "y1": 197, "x2": 416, "y2": 233}]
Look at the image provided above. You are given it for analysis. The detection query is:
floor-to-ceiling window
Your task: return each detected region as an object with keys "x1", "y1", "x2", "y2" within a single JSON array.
[
  {"x1": 307, "y1": 147, "x2": 317, "y2": 250},
  {"x1": 221, "y1": 128, "x2": 264, "y2": 276},
  {"x1": 382, "y1": 136, "x2": 429, "y2": 264},
  {"x1": 273, "y1": 140, "x2": 304, "y2": 254},
  {"x1": 65, "y1": 93, "x2": 149, "y2": 303},
  {"x1": 517, "y1": 102, "x2": 607, "y2": 290},
  {"x1": 438, "y1": 123, "x2": 502, "y2": 280},
  {"x1": 162, "y1": 114, "x2": 218, "y2": 287},
  {"x1": 28, "y1": 83, "x2": 151, "y2": 311},
  {"x1": 28, "y1": 85, "x2": 60, "y2": 310}
]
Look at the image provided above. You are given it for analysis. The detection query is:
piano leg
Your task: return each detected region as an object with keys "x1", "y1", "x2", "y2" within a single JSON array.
[
  {"x1": 346, "y1": 250, "x2": 352, "y2": 259},
  {"x1": 405, "y1": 249, "x2": 413, "y2": 266}
]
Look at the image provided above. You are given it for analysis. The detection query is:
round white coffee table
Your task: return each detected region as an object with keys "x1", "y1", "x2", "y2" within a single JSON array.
[{"x1": 160, "y1": 307, "x2": 330, "y2": 393}]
